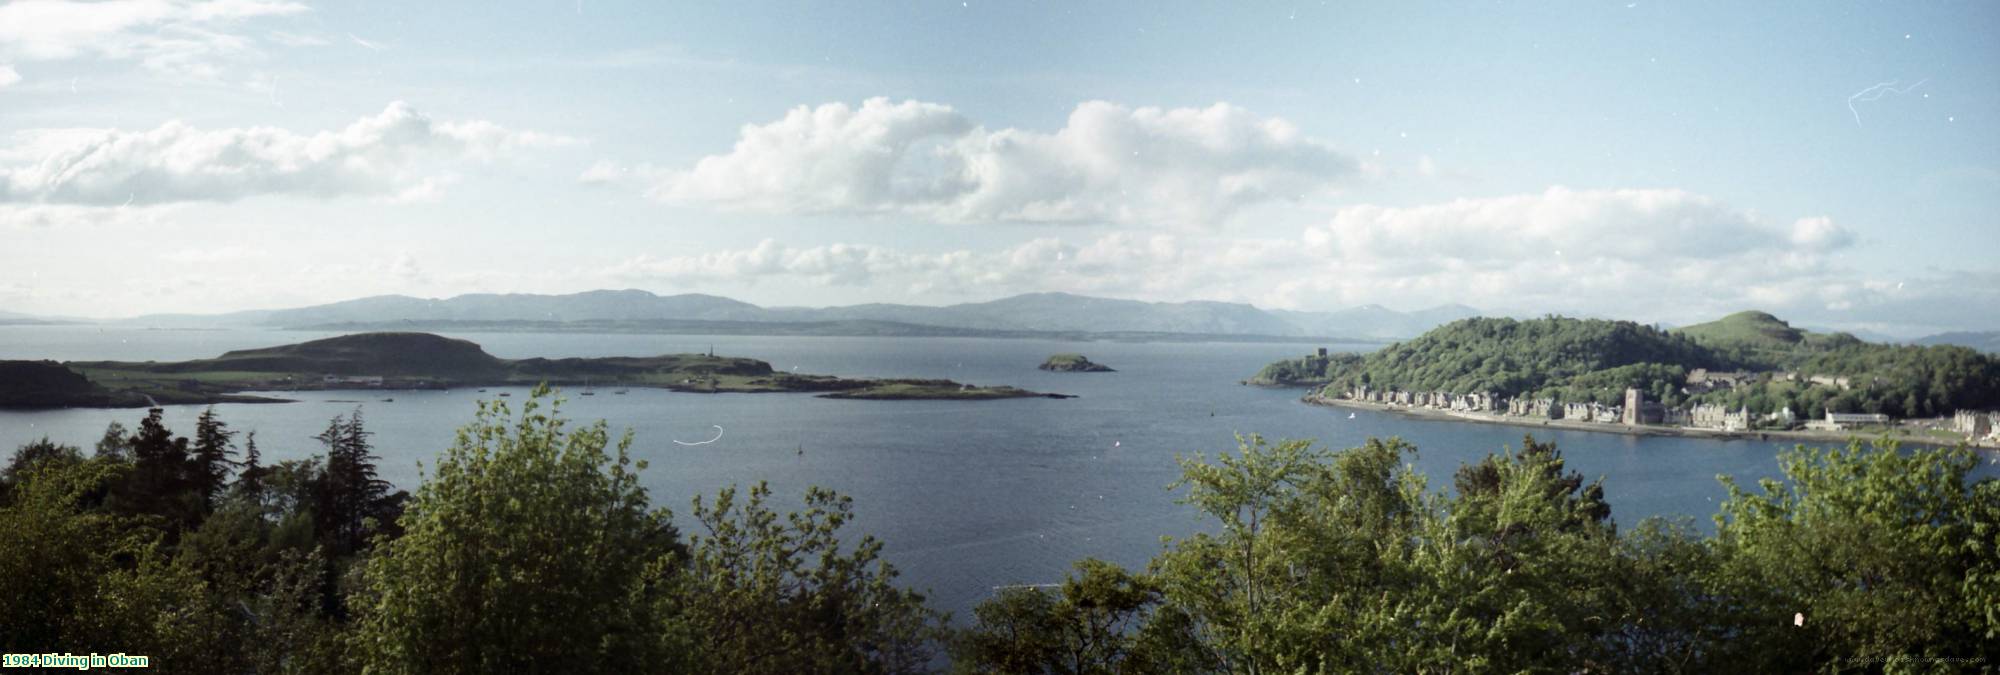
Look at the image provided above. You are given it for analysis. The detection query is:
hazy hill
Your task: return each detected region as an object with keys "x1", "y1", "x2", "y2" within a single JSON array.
[
  {"x1": 122, "y1": 290, "x2": 1476, "y2": 340},
  {"x1": 1916, "y1": 331, "x2": 2000, "y2": 354}
]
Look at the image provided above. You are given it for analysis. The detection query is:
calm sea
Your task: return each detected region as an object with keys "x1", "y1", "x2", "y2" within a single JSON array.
[{"x1": 4, "y1": 325, "x2": 1986, "y2": 622}]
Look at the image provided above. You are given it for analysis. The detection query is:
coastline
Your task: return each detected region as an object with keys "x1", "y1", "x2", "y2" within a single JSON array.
[{"x1": 1301, "y1": 391, "x2": 2000, "y2": 450}]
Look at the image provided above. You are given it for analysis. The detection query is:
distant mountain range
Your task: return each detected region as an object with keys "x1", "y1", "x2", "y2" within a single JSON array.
[
  {"x1": 1914, "y1": 331, "x2": 2000, "y2": 354},
  {"x1": 78, "y1": 290, "x2": 1481, "y2": 341}
]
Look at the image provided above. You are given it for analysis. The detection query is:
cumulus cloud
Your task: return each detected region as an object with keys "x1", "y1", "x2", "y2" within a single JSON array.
[
  {"x1": 1304, "y1": 186, "x2": 1850, "y2": 262},
  {"x1": 0, "y1": 101, "x2": 574, "y2": 206},
  {"x1": 0, "y1": 0, "x2": 309, "y2": 80},
  {"x1": 620, "y1": 97, "x2": 1358, "y2": 227},
  {"x1": 1276, "y1": 186, "x2": 1864, "y2": 322},
  {"x1": 0, "y1": 64, "x2": 19, "y2": 88}
]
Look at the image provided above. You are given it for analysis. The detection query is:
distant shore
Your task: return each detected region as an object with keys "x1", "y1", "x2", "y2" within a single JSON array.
[{"x1": 1301, "y1": 392, "x2": 1998, "y2": 450}]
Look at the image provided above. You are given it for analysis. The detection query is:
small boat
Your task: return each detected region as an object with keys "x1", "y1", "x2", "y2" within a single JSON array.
[
  {"x1": 614, "y1": 389, "x2": 629, "y2": 395},
  {"x1": 497, "y1": 392, "x2": 512, "y2": 397},
  {"x1": 381, "y1": 398, "x2": 394, "y2": 403},
  {"x1": 1348, "y1": 413, "x2": 1356, "y2": 419}
]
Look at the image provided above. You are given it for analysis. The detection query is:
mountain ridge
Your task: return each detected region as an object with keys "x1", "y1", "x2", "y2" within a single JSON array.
[{"x1": 108, "y1": 290, "x2": 1479, "y2": 340}]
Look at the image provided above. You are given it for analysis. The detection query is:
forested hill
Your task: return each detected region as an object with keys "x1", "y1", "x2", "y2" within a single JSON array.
[
  {"x1": 1311, "y1": 317, "x2": 1720, "y2": 399},
  {"x1": 1258, "y1": 313, "x2": 2000, "y2": 418}
]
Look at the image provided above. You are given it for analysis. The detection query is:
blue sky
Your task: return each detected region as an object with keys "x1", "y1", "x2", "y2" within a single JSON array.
[{"x1": 1, "y1": 0, "x2": 1994, "y2": 336}]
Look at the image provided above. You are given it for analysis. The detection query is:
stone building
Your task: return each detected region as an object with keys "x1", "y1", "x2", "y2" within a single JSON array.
[
  {"x1": 1690, "y1": 404, "x2": 1751, "y2": 431},
  {"x1": 1952, "y1": 410, "x2": 1995, "y2": 441}
]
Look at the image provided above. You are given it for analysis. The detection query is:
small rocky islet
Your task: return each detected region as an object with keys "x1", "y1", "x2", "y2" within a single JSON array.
[{"x1": 1038, "y1": 353, "x2": 1115, "y2": 372}]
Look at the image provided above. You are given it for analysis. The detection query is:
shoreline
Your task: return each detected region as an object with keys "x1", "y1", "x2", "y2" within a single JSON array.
[{"x1": 1302, "y1": 392, "x2": 2000, "y2": 450}]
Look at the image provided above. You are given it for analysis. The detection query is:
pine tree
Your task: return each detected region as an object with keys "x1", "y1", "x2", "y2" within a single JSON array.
[
  {"x1": 315, "y1": 410, "x2": 395, "y2": 557},
  {"x1": 125, "y1": 407, "x2": 196, "y2": 527},
  {"x1": 234, "y1": 431, "x2": 266, "y2": 505},
  {"x1": 191, "y1": 408, "x2": 237, "y2": 511}
]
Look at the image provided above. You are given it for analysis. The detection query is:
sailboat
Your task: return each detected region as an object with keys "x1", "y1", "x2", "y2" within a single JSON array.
[{"x1": 581, "y1": 378, "x2": 596, "y2": 396}]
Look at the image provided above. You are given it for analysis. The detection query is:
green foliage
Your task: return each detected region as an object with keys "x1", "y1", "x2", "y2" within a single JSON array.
[
  {"x1": 951, "y1": 559, "x2": 1201, "y2": 674},
  {"x1": 1247, "y1": 352, "x2": 1358, "y2": 386},
  {"x1": 665, "y1": 480, "x2": 945, "y2": 674},
  {"x1": 1711, "y1": 440, "x2": 2000, "y2": 671},
  {"x1": 347, "y1": 387, "x2": 674, "y2": 674},
  {"x1": 961, "y1": 434, "x2": 1998, "y2": 673},
  {"x1": 2, "y1": 437, "x2": 84, "y2": 490}
]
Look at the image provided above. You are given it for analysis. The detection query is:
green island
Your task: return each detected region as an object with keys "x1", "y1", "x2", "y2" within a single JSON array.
[
  {"x1": 1255, "y1": 310, "x2": 2000, "y2": 445},
  {"x1": 1037, "y1": 353, "x2": 1115, "y2": 372},
  {"x1": 2, "y1": 332, "x2": 1070, "y2": 407}
]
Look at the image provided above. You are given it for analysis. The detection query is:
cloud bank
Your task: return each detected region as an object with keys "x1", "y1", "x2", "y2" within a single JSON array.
[
  {"x1": 0, "y1": 0, "x2": 310, "y2": 81},
  {"x1": 0, "y1": 102, "x2": 573, "y2": 206},
  {"x1": 601, "y1": 98, "x2": 1358, "y2": 227}
]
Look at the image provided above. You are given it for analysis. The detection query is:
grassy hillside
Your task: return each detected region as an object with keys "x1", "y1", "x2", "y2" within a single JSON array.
[{"x1": 1672, "y1": 310, "x2": 1863, "y2": 369}]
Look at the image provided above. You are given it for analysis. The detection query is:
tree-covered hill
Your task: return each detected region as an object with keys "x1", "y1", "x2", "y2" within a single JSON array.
[
  {"x1": 1314, "y1": 316, "x2": 1720, "y2": 401},
  {"x1": 0, "y1": 361, "x2": 135, "y2": 407},
  {"x1": 189, "y1": 332, "x2": 511, "y2": 378},
  {"x1": 1258, "y1": 313, "x2": 2000, "y2": 417}
]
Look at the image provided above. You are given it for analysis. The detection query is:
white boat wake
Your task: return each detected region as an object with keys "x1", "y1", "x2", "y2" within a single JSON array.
[{"x1": 673, "y1": 425, "x2": 724, "y2": 446}]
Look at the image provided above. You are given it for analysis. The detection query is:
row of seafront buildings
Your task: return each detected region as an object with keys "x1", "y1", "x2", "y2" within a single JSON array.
[
  {"x1": 1338, "y1": 384, "x2": 1998, "y2": 443},
  {"x1": 1344, "y1": 385, "x2": 1753, "y2": 430}
]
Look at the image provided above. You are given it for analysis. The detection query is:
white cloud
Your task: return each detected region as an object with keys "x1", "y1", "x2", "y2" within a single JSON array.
[
  {"x1": 1275, "y1": 186, "x2": 1862, "y2": 321},
  {"x1": 158, "y1": 243, "x2": 265, "y2": 264},
  {"x1": 0, "y1": 64, "x2": 19, "y2": 88},
  {"x1": 0, "y1": 0, "x2": 309, "y2": 80},
  {"x1": 0, "y1": 203, "x2": 182, "y2": 229},
  {"x1": 0, "y1": 101, "x2": 575, "y2": 206},
  {"x1": 1305, "y1": 186, "x2": 1846, "y2": 262},
  {"x1": 621, "y1": 97, "x2": 1358, "y2": 228},
  {"x1": 265, "y1": 30, "x2": 328, "y2": 47}
]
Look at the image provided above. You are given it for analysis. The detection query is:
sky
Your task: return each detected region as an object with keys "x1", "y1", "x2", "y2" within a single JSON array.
[{"x1": 0, "y1": 0, "x2": 1995, "y2": 337}]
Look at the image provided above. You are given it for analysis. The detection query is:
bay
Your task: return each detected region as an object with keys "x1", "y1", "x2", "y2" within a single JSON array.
[{"x1": 3, "y1": 325, "x2": 1981, "y2": 622}]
